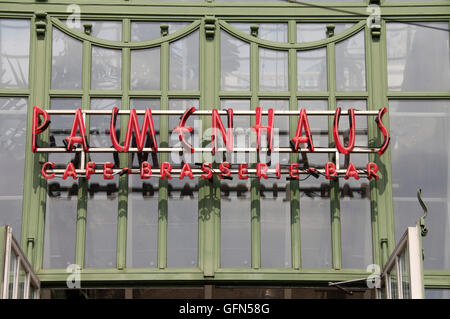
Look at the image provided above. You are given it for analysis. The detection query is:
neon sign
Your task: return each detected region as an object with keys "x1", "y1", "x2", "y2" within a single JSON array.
[{"x1": 32, "y1": 106, "x2": 390, "y2": 181}]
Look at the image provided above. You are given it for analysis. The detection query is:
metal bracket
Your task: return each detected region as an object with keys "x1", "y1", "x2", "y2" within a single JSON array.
[
  {"x1": 417, "y1": 188, "x2": 428, "y2": 237},
  {"x1": 328, "y1": 277, "x2": 371, "y2": 295}
]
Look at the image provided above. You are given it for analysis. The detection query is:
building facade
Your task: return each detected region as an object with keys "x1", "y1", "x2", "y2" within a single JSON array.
[{"x1": 0, "y1": 0, "x2": 449, "y2": 299}]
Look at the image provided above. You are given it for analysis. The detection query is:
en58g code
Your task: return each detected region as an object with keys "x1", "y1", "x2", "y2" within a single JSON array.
[{"x1": 223, "y1": 304, "x2": 270, "y2": 314}]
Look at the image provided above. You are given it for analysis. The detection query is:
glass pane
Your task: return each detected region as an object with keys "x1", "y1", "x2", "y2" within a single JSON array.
[
  {"x1": 126, "y1": 99, "x2": 160, "y2": 268},
  {"x1": 0, "y1": 98, "x2": 27, "y2": 239},
  {"x1": 85, "y1": 175, "x2": 118, "y2": 268},
  {"x1": 51, "y1": 28, "x2": 82, "y2": 90},
  {"x1": 91, "y1": 46, "x2": 121, "y2": 90},
  {"x1": 130, "y1": 48, "x2": 160, "y2": 90},
  {"x1": 298, "y1": 100, "x2": 329, "y2": 148},
  {"x1": 18, "y1": 265, "x2": 26, "y2": 298},
  {"x1": 131, "y1": 22, "x2": 190, "y2": 41},
  {"x1": 300, "y1": 175, "x2": 332, "y2": 268},
  {"x1": 89, "y1": 98, "x2": 122, "y2": 164},
  {"x1": 399, "y1": 247, "x2": 410, "y2": 299},
  {"x1": 0, "y1": 19, "x2": 30, "y2": 89},
  {"x1": 336, "y1": 100, "x2": 368, "y2": 169},
  {"x1": 297, "y1": 23, "x2": 354, "y2": 43},
  {"x1": 221, "y1": 31, "x2": 250, "y2": 91},
  {"x1": 169, "y1": 99, "x2": 200, "y2": 165},
  {"x1": 259, "y1": 48, "x2": 288, "y2": 91},
  {"x1": 169, "y1": 30, "x2": 199, "y2": 91},
  {"x1": 298, "y1": 48, "x2": 327, "y2": 91},
  {"x1": 220, "y1": 100, "x2": 251, "y2": 268},
  {"x1": 259, "y1": 100, "x2": 290, "y2": 268},
  {"x1": 426, "y1": 289, "x2": 450, "y2": 299},
  {"x1": 167, "y1": 178, "x2": 199, "y2": 268},
  {"x1": 390, "y1": 100, "x2": 450, "y2": 270},
  {"x1": 340, "y1": 176, "x2": 372, "y2": 269},
  {"x1": 387, "y1": 22, "x2": 450, "y2": 91},
  {"x1": 65, "y1": 20, "x2": 121, "y2": 42},
  {"x1": 8, "y1": 252, "x2": 17, "y2": 298},
  {"x1": 43, "y1": 98, "x2": 80, "y2": 269},
  {"x1": 230, "y1": 22, "x2": 287, "y2": 42},
  {"x1": 390, "y1": 266, "x2": 398, "y2": 299},
  {"x1": 336, "y1": 31, "x2": 366, "y2": 91}
]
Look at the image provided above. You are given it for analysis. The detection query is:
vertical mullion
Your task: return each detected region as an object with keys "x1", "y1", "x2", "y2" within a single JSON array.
[
  {"x1": 250, "y1": 29, "x2": 260, "y2": 269},
  {"x1": 326, "y1": 28, "x2": 342, "y2": 270},
  {"x1": 200, "y1": 19, "x2": 217, "y2": 276},
  {"x1": 74, "y1": 38, "x2": 91, "y2": 269},
  {"x1": 288, "y1": 20, "x2": 301, "y2": 270},
  {"x1": 116, "y1": 18, "x2": 131, "y2": 270},
  {"x1": 158, "y1": 32, "x2": 169, "y2": 269}
]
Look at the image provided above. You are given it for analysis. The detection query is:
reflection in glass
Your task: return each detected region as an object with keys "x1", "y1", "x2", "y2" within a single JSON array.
[
  {"x1": 336, "y1": 31, "x2": 366, "y2": 91},
  {"x1": 8, "y1": 252, "x2": 17, "y2": 298},
  {"x1": 221, "y1": 178, "x2": 251, "y2": 268},
  {"x1": 127, "y1": 99, "x2": 160, "y2": 268},
  {"x1": 91, "y1": 46, "x2": 121, "y2": 90},
  {"x1": 131, "y1": 48, "x2": 160, "y2": 90},
  {"x1": 0, "y1": 19, "x2": 30, "y2": 89},
  {"x1": 18, "y1": 265, "x2": 26, "y2": 298},
  {"x1": 230, "y1": 22, "x2": 287, "y2": 42},
  {"x1": 340, "y1": 177, "x2": 372, "y2": 269},
  {"x1": 221, "y1": 31, "x2": 250, "y2": 91},
  {"x1": 259, "y1": 48, "x2": 288, "y2": 91},
  {"x1": 127, "y1": 175, "x2": 159, "y2": 268},
  {"x1": 51, "y1": 28, "x2": 82, "y2": 89},
  {"x1": 167, "y1": 178, "x2": 198, "y2": 268},
  {"x1": 169, "y1": 30, "x2": 199, "y2": 91},
  {"x1": 426, "y1": 289, "x2": 450, "y2": 299},
  {"x1": 260, "y1": 179, "x2": 291, "y2": 268},
  {"x1": 298, "y1": 100, "x2": 328, "y2": 149},
  {"x1": 300, "y1": 176, "x2": 332, "y2": 268},
  {"x1": 0, "y1": 98, "x2": 27, "y2": 238},
  {"x1": 65, "y1": 20, "x2": 122, "y2": 41},
  {"x1": 298, "y1": 48, "x2": 327, "y2": 91},
  {"x1": 131, "y1": 22, "x2": 190, "y2": 41},
  {"x1": 90, "y1": 98, "x2": 121, "y2": 164},
  {"x1": 387, "y1": 22, "x2": 450, "y2": 91},
  {"x1": 399, "y1": 248, "x2": 410, "y2": 299},
  {"x1": 85, "y1": 175, "x2": 118, "y2": 268},
  {"x1": 390, "y1": 266, "x2": 398, "y2": 299},
  {"x1": 168, "y1": 99, "x2": 200, "y2": 165},
  {"x1": 297, "y1": 23, "x2": 354, "y2": 43},
  {"x1": 390, "y1": 100, "x2": 450, "y2": 270}
]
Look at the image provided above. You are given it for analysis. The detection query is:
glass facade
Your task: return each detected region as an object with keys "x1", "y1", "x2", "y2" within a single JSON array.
[{"x1": 0, "y1": 0, "x2": 449, "y2": 298}]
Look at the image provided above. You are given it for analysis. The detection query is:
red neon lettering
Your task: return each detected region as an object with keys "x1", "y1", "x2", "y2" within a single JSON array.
[
  {"x1": 179, "y1": 163, "x2": 194, "y2": 180},
  {"x1": 238, "y1": 163, "x2": 249, "y2": 180},
  {"x1": 333, "y1": 107, "x2": 356, "y2": 155},
  {"x1": 345, "y1": 162, "x2": 360, "y2": 180},
  {"x1": 103, "y1": 162, "x2": 114, "y2": 180},
  {"x1": 212, "y1": 108, "x2": 233, "y2": 154},
  {"x1": 376, "y1": 107, "x2": 390, "y2": 155},
  {"x1": 366, "y1": 162, "x2": 379, "y2": 180},
  {"x1": 63, "y1": 162, "x2": 78, "y2": 180},
  {"x1": 325, "y1": 162, "x2": 337, "y2": 180},
  {"x1": 219, "y1": 162, "x2": 231, "y2": 179},
  {"x1": 174, "y1": 107, "x2": 196, "y2": 153},
  {"x1": 41, "y1": 162, "x2": 55, "y2": 179},
  {"x1": 32, "y1": 106, "x2": 50, "y2": 152},
  {"x1": 65, "y1": 108, "x2": 89, "y2": 152},
  {"x1": 85, "y1": 162, "x2": 96, "y2": 180},
  {"x1": 291, "y1": 109, "x2": 314, "y2": 152},
  {"x1": 201, "y1": 163, "x2": 213, "y2": 180},
  {"x1": 140, "y1": 161, "x2": 152, "y2": 179},
  {"x1": 256, "y1": 163, "x2": 269, "y2": 180},
  {"x1": 110, "y1": 107, "x2": 158, "y2": 153},
  {"x1": 289, "y1": 163, "x2": 299, "y2": 180},
  {"x1": 160, "y1": 162, "x2": 172, "y2": 180},
  {"x1": 253, "y1": 107, "x2": 274, "y2": 153}
]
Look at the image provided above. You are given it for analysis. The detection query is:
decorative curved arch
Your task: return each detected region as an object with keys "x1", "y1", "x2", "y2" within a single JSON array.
[
  {"x1": 219, "y1": 19, "x2": 366, "y2": 51},
  {"x1": 51, "y1": 17, "x2": 201, "y2": 49}
]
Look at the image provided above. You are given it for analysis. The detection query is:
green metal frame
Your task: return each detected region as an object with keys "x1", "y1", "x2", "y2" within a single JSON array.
[{"x1": 0, "y1": 0, "x2": 449, "y2": 290}]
